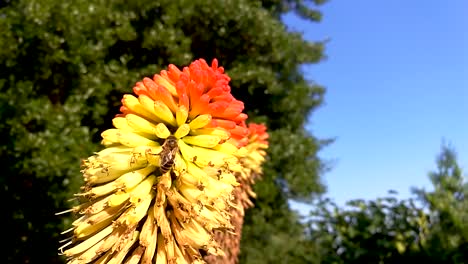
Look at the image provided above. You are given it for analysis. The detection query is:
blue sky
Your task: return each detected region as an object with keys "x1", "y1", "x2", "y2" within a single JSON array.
[{"x1": 285, "y1": 0, "x2": 468, "y2": 210}]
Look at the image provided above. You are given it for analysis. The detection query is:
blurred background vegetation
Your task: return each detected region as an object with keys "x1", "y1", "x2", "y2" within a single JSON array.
[{"x1": 1, "y1": 0, "x2": 466, "y2": 263}]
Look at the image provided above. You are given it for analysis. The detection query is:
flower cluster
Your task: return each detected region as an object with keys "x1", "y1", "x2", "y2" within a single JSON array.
[{"x1": 59, "y1": 59, "x2": 268, "y2": 264}]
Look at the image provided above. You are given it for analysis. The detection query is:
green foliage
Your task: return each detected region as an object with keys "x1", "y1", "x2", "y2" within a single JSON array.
[
  {"x1": 1, "y1": 0, "x2": 328, "y2": 262},
  {"x1": 307, "y1": 144, "x2": 468, "y2": 263},
  {"x1": 413, "y1": 144, "x2": 468, "y2": 262},
  {"x1": 307, "y1": 195, "x2": 430, "y2": 263}
]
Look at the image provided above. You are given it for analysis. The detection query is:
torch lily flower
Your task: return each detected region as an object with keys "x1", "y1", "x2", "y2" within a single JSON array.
[{"x1": 59, "y1": 59, "x2": 250, "y2": 264}]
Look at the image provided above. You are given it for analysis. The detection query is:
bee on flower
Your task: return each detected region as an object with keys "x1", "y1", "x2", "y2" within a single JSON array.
[{"x1": 159, "y1": 135, "x2": 179, "y2": 174}]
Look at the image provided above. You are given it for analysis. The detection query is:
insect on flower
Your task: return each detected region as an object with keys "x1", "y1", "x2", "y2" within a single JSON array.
[{"x1": 159, "y1": 135, "x2": 179, "y2": 174}]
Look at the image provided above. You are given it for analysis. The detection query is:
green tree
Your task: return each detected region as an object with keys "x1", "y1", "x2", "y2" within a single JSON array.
[
  {"x1": 413, "y1": 144, "x2": 468, "y2": 262},
  {"x1": 306, "y1": 195, "x2": 430, "y2": 264},
  {"x1": 0, "y1": 0, "x2": 329, "y2": 262}
]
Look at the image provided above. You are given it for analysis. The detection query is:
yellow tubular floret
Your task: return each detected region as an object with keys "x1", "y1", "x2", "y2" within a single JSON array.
[
  {"x1": 155, "y1": 123, "x2": 171, "y2": 139},
  {"x1": 68, "y1": 238, "x2": 107, "y2": 264},
  {"x1": 123, "y1": 94, "x2": 163, "y2": 123},
  {"x1": 101, "y1": 129, "x2": 158, "y2": 148},
  {"x1": 189, "y1": 127, "x2": 230, "y2": 141},
  {"x1": 63, "y1": 225, "x2": 114, "y2": 257},
  {"x1": 126, "y1": 114, "x2": 159, "y2": 135},
  {"x1": 74, "y1": 204, "x2": 124, "y2": 239},
  {"x1": 188, "y1": 114, "x2": 212, "y2": 130},
  {"x1": 176, "y1": 105, "x2": 189, "y2": 127},
  {"x1": 182, "y1": 135, "x2": 221, "y2": 148},
  {"x1": 153, "y1": 100, "x2": 177, "y2": 127},
  {"x1": 174, "y1": 123, "x2": 191, "y2": 139}
]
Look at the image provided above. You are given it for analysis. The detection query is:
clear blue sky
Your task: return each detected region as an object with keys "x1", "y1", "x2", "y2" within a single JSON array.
[{"x1": 285, "y1": 0, "x2": 468, "y2": 210}]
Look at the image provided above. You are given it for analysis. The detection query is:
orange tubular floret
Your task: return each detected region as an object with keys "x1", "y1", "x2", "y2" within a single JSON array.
[
  {"x1": 190, "y1": 94, "x2": 211, "y2": 118},
  {"x1": 176, "y1": 77, "x2": 190, "y2": 109},
  {"x1": 133, "y1": 81, "x2": 151, "y2": 98},
  {"x1": 232, "y1": 113, "x2": 248, "y2": 123},
  {"x1": 141, "y1": 78, "x2": 159, "y2": 97},
  {"x1": 210, "y1": 119, "x2": 237, "y2": 130},
  {"x1": 207, "y1": 101, "x2": 229, "y2": 114},
  {"x1": 179, "y1": 94, "x2": 190, "y2": 110},
  {"x1": 141, "y1": 78, "x2": 178, "y2": 113},
  {"x1": 182, "y1": 67, "x2": 191, "y2": 78},
  {"x1": 231, "y1": 125, "x2": 249, "y2": 138},
  {"x1": 188, "y1": 83, "x2": 204, "y2": 117},
  {"x1": 118, "y1": 105, "x2": 130, "y2": 115},
  {"x1": 231, "y1": 134, "x2": 249, "y2": 147},
  {"x1": 158, "y1": 74, "x2": 178, "y2": 94},
  {"x1": 157, "y1": 85, "x2": 178, "y2": 112},
  {"x1": 166, "y1": 65, "x2": 182, "y2": 81},
  {"x1": 192, "y1": 71, "x2": 211, "y2": 90},
  {"x1": 212, "y1": 93, "x2": 234, "y2": 102},
  {"x1": 206, "y1": 87, "x2": 225, "y2": 98},
  {"x1": 248, "y1": 123, "x2": 269, "y2": 145},
  {"x1": 213, "y1": 103, "x2": 244, "y2": 119}
]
